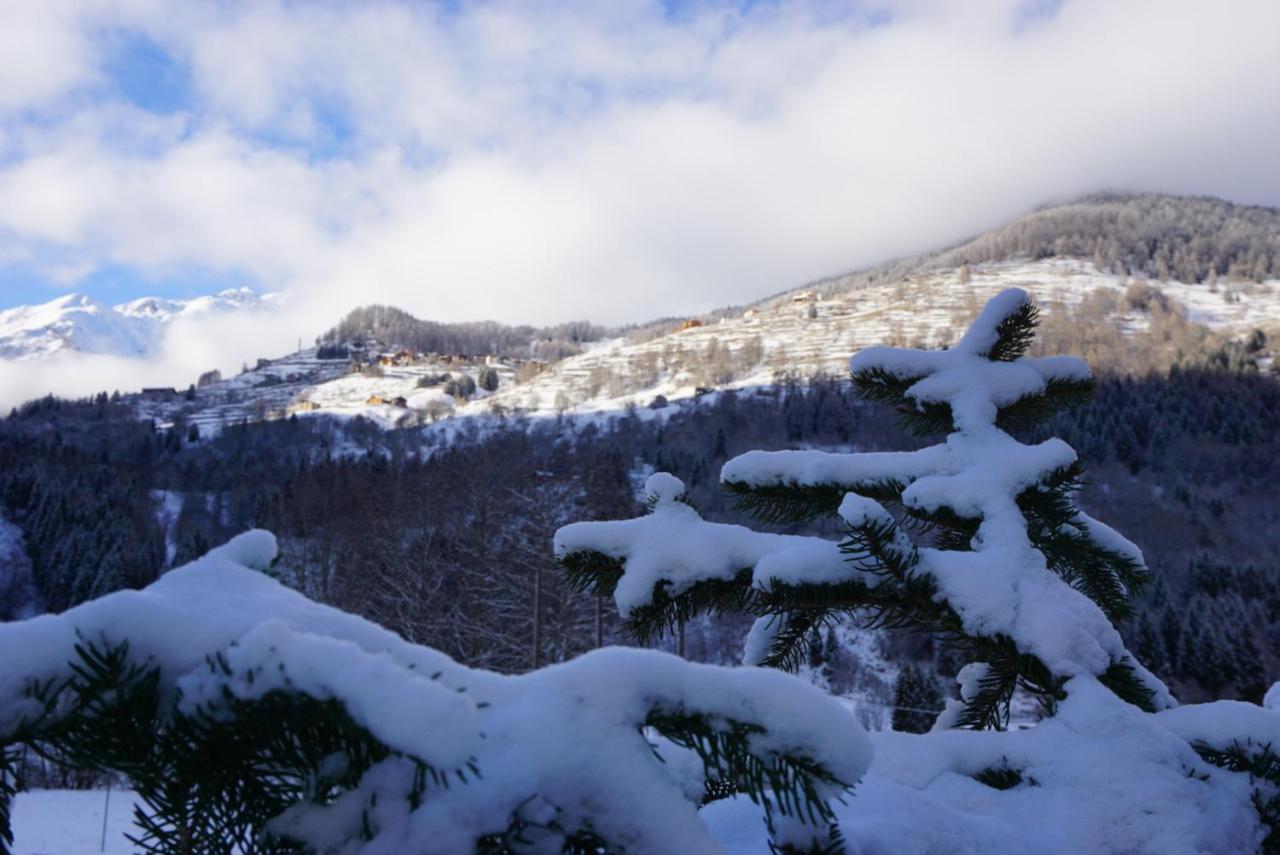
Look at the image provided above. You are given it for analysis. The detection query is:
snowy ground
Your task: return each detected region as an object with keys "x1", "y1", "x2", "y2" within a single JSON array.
[
  {"x1": 10, "y1": 789, "x2": 142, "y2": 854},
  {"x1": 4, "y1": 789, "x2": 772, "y2": 854}
]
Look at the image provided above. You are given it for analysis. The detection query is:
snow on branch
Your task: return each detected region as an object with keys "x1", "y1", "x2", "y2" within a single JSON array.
[
  {"x1": 555, "y1": 474, "x2": 877, "y2": 618},
  {"x1": 0, "y1": 531, "x2": 869, "y2": 853},
  {"x1": 569, "y1": 289, "x2": 1171, "y2": 726}
]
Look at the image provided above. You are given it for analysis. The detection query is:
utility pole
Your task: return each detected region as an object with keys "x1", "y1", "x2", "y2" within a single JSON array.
[
  {"x1": 532, "y1": 563, "x2": 542, "y2": 670},
  {"x1": 595, "y1": 599, "x2": 603, "y2": 648}
]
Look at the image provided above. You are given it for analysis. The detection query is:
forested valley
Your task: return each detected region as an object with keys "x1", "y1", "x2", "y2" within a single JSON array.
[{"x1": 2, "y1": 363, "x2": 1277, "y2": 715}]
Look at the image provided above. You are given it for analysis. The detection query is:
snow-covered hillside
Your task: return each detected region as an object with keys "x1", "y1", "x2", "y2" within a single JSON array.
[
  {"x1": 486, "y1": 258, "x2": 1278, "y2": 419},
  {"x1": 0, "y1": 287, "x2": 276, "y2": 361},
  {"x1": 131, "y1": 258, "x2": 1280, "y2": 435}
]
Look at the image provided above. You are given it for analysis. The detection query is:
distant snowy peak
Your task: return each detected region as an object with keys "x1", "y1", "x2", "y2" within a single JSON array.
[
  {"x1": 0, "y1": 288, "x2": 276, "y2": 361},
  {"x1": 117, "y1": 287, "x2": 269, "y2": 322}
]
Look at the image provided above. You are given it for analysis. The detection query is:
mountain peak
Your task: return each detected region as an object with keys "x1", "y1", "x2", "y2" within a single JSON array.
[
  {"x1": 48, "y1": 292, "x2": 103, "y2": 311},
  {"x1": 0, "y1": 288, "x2": 273, "y2": 362}
]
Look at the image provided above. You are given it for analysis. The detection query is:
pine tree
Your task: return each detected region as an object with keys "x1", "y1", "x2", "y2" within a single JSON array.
[
  {"x1": 0, "y1": 533, "x2": 864, "y2": 854},
  {"x1": 558, "y1": 289, "x2": 1170, "y2": 730},
  {"x1": 892, "y1": 664, "x2": 943, "y2": 733}
]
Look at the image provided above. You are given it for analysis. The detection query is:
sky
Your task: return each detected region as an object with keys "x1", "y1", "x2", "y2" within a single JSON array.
[{"x1": 0, "y1": 0, "x2": 1278, "y2": 405}]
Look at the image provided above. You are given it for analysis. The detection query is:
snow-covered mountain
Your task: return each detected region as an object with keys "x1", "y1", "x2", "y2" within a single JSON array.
[
  {"x1": 129, "y1": 257, "x2": 1280, "y2": 437},
  {"x1": 0, "y1": 287, "x2": 275, "y2": 361},
  {"x1": 111, "y1": 194, "x2": 1280, "y2": 432}
]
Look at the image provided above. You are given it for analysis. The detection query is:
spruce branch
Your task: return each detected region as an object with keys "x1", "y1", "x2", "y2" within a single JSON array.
[
  {"x1": 996, "y1": 377, "x2": 1097, "y2": 432},
  {"x1": 647, "y1": 710, "x2": 846, "y2": 829},
  {"x1": 1191, "y1": 738, "x2": 1280, "y2": 854},
  {"x1": 623, "y1": 569, "x2": 758, "y2": 646},
  {"x1": 558, "y1": 549, "x2": 626, "y2": 599},
  {"x1": 984, "y1": 300, "x2": 1039, "y2": 362},
  {"x1": 972, "y1": 763, "x2": 1027, "y2": 791},
  {"x1": 724, "y1": 479, "x2": 906, "y2": 526}
]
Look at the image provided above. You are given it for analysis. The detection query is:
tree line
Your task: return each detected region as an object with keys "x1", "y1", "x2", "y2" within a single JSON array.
[{"x1": 1, "y1": 365, "x2": 1277, "y2": 701}]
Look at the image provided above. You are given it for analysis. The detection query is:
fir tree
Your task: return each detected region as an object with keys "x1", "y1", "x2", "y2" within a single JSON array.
[
  {"x1": 0, "y1": 533, "x2": 864, "y2": 854},
  {"x1": 891, "y1": 664, "x2": 943, "y2": 734},
  {"x1": 558, "y1": 289, "x2": 1170, "y2": 730}
]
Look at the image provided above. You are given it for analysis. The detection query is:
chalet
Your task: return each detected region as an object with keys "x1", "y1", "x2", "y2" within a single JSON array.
[
  {"x1": 791, "y1": 290, "x2": 816, "y2": 303},
  {"x1": 378, "y1": 355, "x2": 397, "y2": 367},
  {"x1": 677, "y1": 319, "x2": 704, "y2": 332},
  {"x1": 141, "y1": 387, "x2": 177, "y2": 399},
  {"x1": 366, "y1": 395, "x2": 386, "y2": 405},
  {"x1": 694, "y1": 387, "x2": 713, "y2": 397},
  {"x1": 288, "y1": 400, "x2": 320, "y2": 414}
]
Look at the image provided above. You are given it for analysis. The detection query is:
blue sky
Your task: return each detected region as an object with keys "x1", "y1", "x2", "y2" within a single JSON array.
[{"x1": 0, "y1": 0, "x2": 1275, "y2": 338}]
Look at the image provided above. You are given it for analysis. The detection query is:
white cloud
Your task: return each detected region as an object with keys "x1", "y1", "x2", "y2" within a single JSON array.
[{"x1": 0, "y1": 0, "x2": 1279, "y2": 408}]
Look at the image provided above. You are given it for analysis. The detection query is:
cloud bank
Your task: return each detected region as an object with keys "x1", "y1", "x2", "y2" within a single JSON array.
[{"x1": 0, "y1": 0, "x2": 1278, "y2": 407}]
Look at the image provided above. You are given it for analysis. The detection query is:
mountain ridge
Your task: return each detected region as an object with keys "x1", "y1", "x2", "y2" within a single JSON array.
[
  {"x1": 0, "y1": 287, "x2": 276, "y2": 362},
  {"x1": 6, "y1": 192, "x2": 1280, "y2": 421}
]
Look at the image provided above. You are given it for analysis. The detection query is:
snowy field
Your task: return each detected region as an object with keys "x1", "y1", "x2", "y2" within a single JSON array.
[{"x1": 10, "y1": 789, "x2": 142, "y2": 854}]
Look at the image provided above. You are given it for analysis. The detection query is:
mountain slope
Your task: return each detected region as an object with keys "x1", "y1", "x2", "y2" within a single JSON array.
[
  {"x1": 61, "y1": 193, "x2": 1280, "y2": 430},
  {"x1": 0, "y1": 287, "x2": 275, "y2": 361},
  {"x1": 129, "y1": 256, "x2": 1280, "y2": 436}
]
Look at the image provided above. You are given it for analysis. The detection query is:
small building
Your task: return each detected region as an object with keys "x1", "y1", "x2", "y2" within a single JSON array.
[
  {"x1": 141, "y1": 387, "x2": 178, "y2": 399},
  {"x1": 367, "y1": 395, "x2": 386, "y2": 405},
  {"x1": 677, "y1": 319, "x2": 704, "y2": 331},
  {"x1": 791, "y1": 290, "x2": 816, "y2": 303},
  {"x1": 391, "y1": 396, "x2": 408, "y2": 408},
  {"x1": 289, "y1": 400, "x2": 320, "y2": 414}
]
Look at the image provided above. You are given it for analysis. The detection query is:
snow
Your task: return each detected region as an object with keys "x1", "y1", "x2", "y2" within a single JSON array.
[
  {"x1": 0, "y1": 288, "x2": 273, "y2": 362},
  {"x1": 9, "y1": 788, "x2": 144, "y2": 854},
  {"x1": 175, "y1": 620, "x2": 482, "y2": 771},
  {"x1": 17, "y1": 685, "x2": 1272, "y2": 854},
  {"x1": 705, "y1": 679, "x2": 1262, "y2": 854},
  {"x1": 837, "y1": 493, "x2": 895, "y2": 528},
  {"x1": 555, "y1": 474, "x2": 870, "y2": 615},
  {"x1": 0, "y1": 530, "x2": 869, "y2": 853},
  {"x1": 567, "y1": 289, "x2": 1174, "y2": 713},
  {"x1": 1156, "y1": 698, "x2": 1280, "y2": 751},
  {"x1": 742, "y1": 290, "x2": 1163, "y2": 691},
  {"x1": 83, "y1": 257, "x2": 1280, "y2": 440},
  {"x1": 645, "y1": 471, "x2": 686, "y2": 503},
  {"x1": 849, "y1": 288, "x2": 1090, "y2": 434},
  {"x1": 722, "y1": 446, "x2": 950, "y2": 491}
]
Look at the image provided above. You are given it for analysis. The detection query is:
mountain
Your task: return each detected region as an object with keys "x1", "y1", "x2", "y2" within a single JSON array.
[
  {"x1": 18, "y1": 192, "x2": 1280, "y2": 432},
  {"x1": 0, "y1": 287, "x2": 275, "y2": 362}
]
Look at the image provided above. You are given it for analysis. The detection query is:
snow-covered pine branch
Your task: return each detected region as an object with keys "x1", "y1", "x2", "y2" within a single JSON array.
[
  {"x1": 558, "y1": 289, "x2": 1170, "y2": 729},
  {"x1": 556, "y1": 287, "x2": 1280, "y2": 850},
  {"x1": 0, "y1": 531, "x2": 868, "y2": 854}
]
